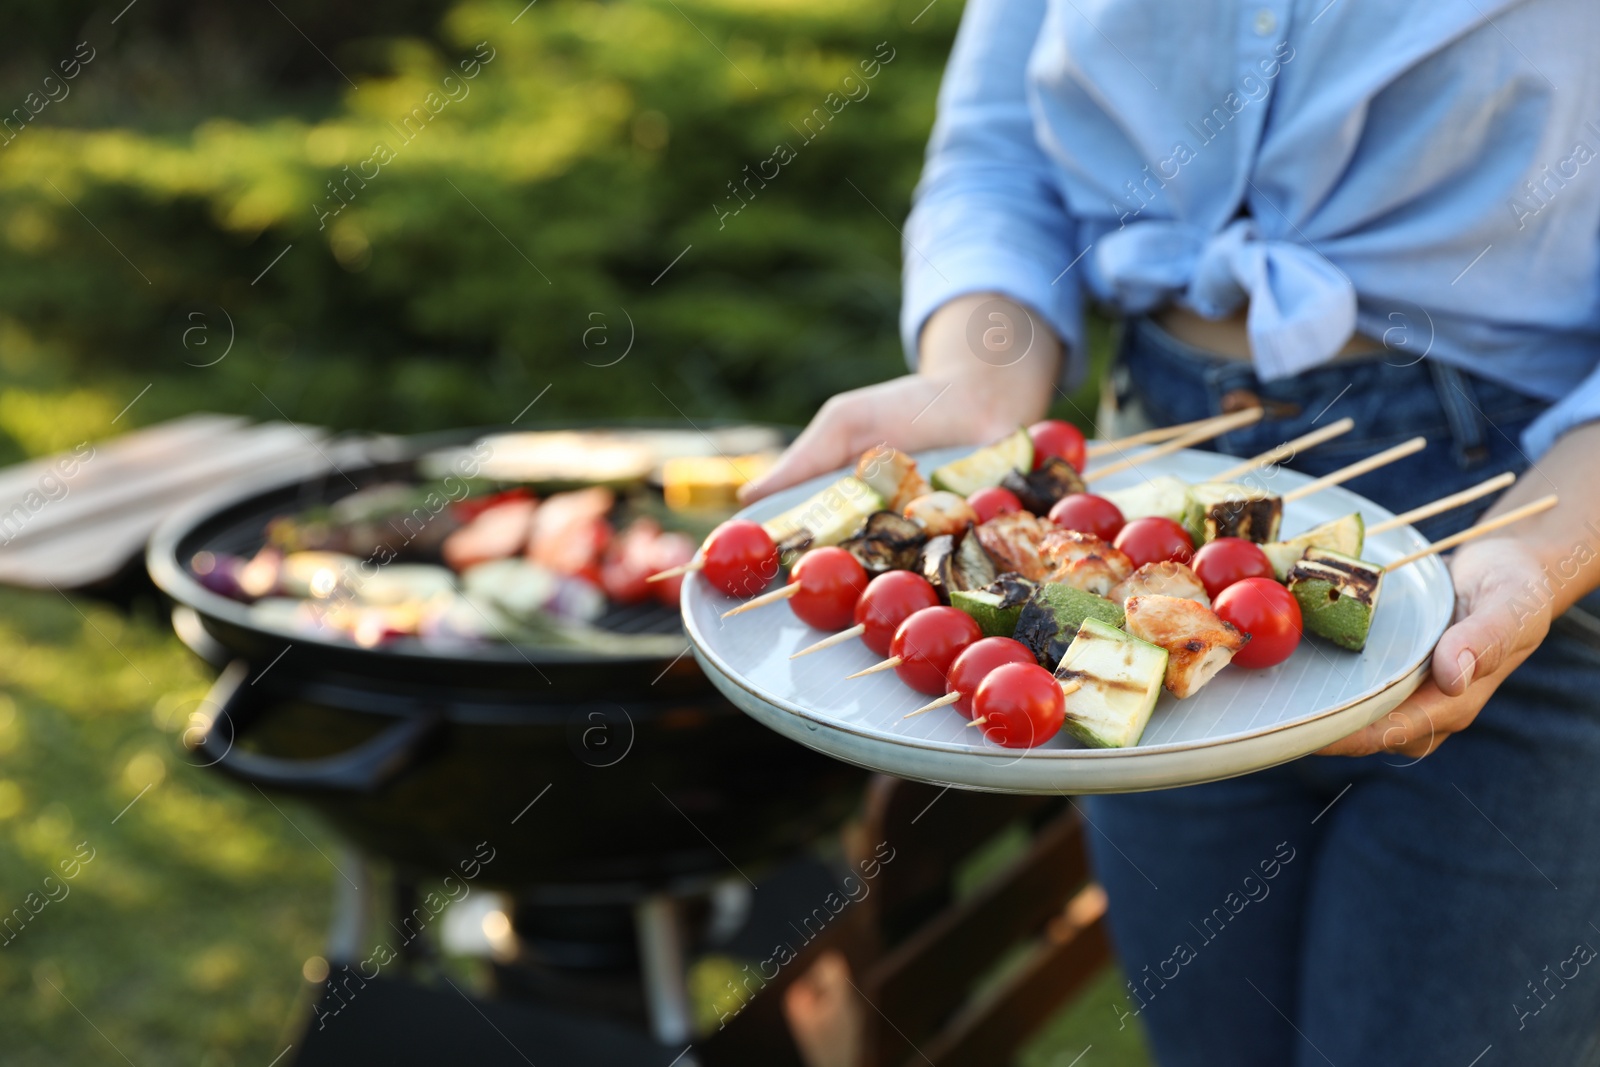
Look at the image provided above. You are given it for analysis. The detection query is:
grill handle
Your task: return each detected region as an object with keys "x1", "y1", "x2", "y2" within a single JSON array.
[{"x1": 190, "y1": 660, "x2": 445, "y2": 794}]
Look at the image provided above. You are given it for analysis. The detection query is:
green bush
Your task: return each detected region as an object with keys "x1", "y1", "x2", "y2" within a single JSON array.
[{"x1": 0, "y1": 0, "x2": 980, "y2": 443}]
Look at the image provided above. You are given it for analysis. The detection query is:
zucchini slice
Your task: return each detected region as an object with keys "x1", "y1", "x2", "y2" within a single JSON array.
[
  {"x1": 929, "y1": 428, "x2": 1034, "y2": 497},
  {"x1": 762, "y1": 476, "x2": 884, "y2": 551},
  {"x1": 1103, "y1": 475, "x2": 1205, "y2": 544},
  {"x1": 1261, "y1": 512, "x2": 1365, "y2": 580},
  {"x1": 1054, "y1": 618, "x2": 1168, "y2": 749}
]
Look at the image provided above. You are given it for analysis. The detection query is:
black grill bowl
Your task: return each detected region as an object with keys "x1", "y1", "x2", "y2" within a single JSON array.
[{"x1": 147, "y1": 435, "x2": 866, "y2": 892}]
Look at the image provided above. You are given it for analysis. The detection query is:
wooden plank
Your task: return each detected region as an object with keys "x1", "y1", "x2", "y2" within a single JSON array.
[
  {"x1": 911, "y1": 887, "x2": 1113, "y2": 1067},
  {"x1": 0, "y1": 413, "x2": 246, "y2": 501},
  {"x1": 0, "y1": 422, "x2": 328, "y2": 548},
  {"x1": 863, "y1": 810, "x2": 1094, "y2": 1063}
]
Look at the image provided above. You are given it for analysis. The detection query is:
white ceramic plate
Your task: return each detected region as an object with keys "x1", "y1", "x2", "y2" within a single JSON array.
[{"x1": 684, "y1": 447, "x2": 1454, "y2": 794}]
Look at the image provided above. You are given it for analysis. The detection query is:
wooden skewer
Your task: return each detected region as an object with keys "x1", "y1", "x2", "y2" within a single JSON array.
[
  {"x1": 1280, "y1": 437, "x2": 1427, "y2": 503},
  {"x1": 791, "y1": 624, "x2": 865, "y2": 659},
  {"x1": 1083, "y1": 407, "x2": 1264, "y2": 484},
  {"x1": 966, "y1": 716, "x2": 987, "y2": 729},
  {"x1": 720, "y1": 583, "x2": 797, "y2": 618},
  {"x1": 846, "y1": 657, "x2": 901, "y2": 680},
  {"x1": 647, "y1": 559, "x2": 702, "y2": 583},
  {"x1": 1366, "y1": 472, "x2": 1516, "y2": 536},
  {"x1": 1084, "y1": 409, "x2": 1262, "y2": 459},
  {"x1": 903, "y1": 692, "x2": 962, "y2": 718},
  {"x1": 1385, "y1": 495, "x2": 1558, "y2": 572},
  {"x1": 1205, "y1": 418, "x2": 1355, "y2": 483}
]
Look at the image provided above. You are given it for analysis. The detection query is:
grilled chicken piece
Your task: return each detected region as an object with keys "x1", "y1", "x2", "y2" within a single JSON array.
[
  {"x1": 856, "y1": 446, "x2": 930, "y2": 513},
  {"x1": 443, "y1": 499, "x2": 536, "y2": 572},
  {"x1": 974, "y1": 511, "x2": 1057, "y2": 581},
  {"x1": 1038, "y1": 530, "x2": 1134, "y2": 597},
  {"x1": 1122, "y1": 594, "x2": 1247, "y2": 699},
  {"x1": 1109, "y1": 561, "x2": 1210, "y2": 608}
]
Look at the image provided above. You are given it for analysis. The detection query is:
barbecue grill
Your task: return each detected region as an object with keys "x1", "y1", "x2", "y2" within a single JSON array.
[{"x1": 146, "y1": 430, "x2": 870, "y2": 1053}]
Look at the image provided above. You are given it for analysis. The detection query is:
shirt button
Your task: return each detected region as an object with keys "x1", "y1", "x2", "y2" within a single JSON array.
[{"x1": 1253, "y1": 8, "x2": 1277, "y2": 34}]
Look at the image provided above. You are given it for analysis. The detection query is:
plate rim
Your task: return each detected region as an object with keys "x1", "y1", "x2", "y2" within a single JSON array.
[{"x1": 683, "y1": 444, "x2": 1454, "y2": 763}]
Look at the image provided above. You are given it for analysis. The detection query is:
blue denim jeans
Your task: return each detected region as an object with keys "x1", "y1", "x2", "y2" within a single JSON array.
[{"x1": 1083, "y1": 317, "x2": 1600, "y2": 1067}]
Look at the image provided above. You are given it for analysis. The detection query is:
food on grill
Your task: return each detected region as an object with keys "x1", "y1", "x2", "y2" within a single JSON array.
[
  {"x1": 1000, "y1": 456, "x2": 1088, "y2": 516},
  {"x1": 972, "y1": 511, "x2": 1057, "y2": 581},
  {"x1": 360, "y1": 563, "x2": 458, "y2": 606},
  {"x1": 1260, "y1": 513, "x2": 1365, "y2": 580},
  {"x1": 1038, "y1": 529, "x2": 1134, "y2": 596},
  {"x1": 1189, "y1": 537, "x2": 1274, "y2": 601},
  {"x1": 1053, "y1": 618, "x2": 1168, "y2": 748},
  {"x1": 661, "y1": 453, "x2": 773, "y2": 511},
  {"x1": 1109, "y1": 561, "x2": 1210, "y2": 608},
  {"x1": 1012, "y1": 583, "x2": 1126, "y2": 668},
  {"x1": 902, "y1": 492, "x2": 980, "y2": 537},
  {"x1": 950, "y1": 574, "x2": 1038, "y2": 637},
  {"x1": 1122, "y1": 594, "x2": 1248, "y2": 699},
  {"x1": 1286, "y1": 548, "x2": 1383, "y2": 652},
  {"x1": 972, "y1": 662, "x2": 1067, "y2": 748},
  {"x1": 841, "y1": 510, "x2": 929, "y2": 577},
  {"x1": 528, "y1": 487, "x2": 616, "y2": 577},
  {"x1": 857, "y1": 446, "x2": 930, "y2": 513},
  {"x1": 443, "y1": 497, "x2": 537, "y2": 572},
  {"x1": 1103, "y1": 476, "x2": 1204, "y2": 544},
  {"x1": 761, "y1": 475, "x2": 885, "y2": 555},
  {"x1": 1113, "y1": 515, "x2": 1195, "y2": 569},
  {"x1": 265, "y1": 482, "x2": 472, "y2": 558},
  {"x1": 1190, "y1": 482, "x2": 1283, "y2": 543},
  {"x1": 929, "y1": 427, "x2": 1033, "y2": 497},
  {"x1": 1047, "y1": 493, "x2": 1125, "y2": 541}
]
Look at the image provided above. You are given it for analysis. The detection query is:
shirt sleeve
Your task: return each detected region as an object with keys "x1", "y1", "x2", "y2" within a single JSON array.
[
  {"x1": 899, "y1": 0, "x2": 1084, "y2": 383},
  {"x1": 1522, "y1": 361, "x2": 1600, "y2": 459}
]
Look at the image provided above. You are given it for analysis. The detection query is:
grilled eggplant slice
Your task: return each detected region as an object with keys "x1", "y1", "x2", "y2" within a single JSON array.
[
  {"x1": 1123, "y1": 594, "x2": 1247, "y2": 698},
  {"x1": 1054, "y1": 618, "x2": 1168, "y2": 748},
  {"x1": 1014, "y1": 583, "x2": 1126, "y2": 668},
  {"x1": 1190, "y1": 482, "x2": 1283, "y2": 543},
  {"x1": 950, "y1": 573, "x2": 1038, "y2": 637},
  {"x1": 919, "y1": 527, "x2": 998, "y2": 604},
  {"x1": 1000, "y1": 456, "x2": 1088, "y2": 516},
  {"x1": 860, "y1": 510, "x2": 928, "y2": 547}
]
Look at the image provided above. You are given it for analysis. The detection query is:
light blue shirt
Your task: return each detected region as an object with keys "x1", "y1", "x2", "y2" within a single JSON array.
[{"x1": 901, "y1": 0, "x2": 1600, "y2": 458}]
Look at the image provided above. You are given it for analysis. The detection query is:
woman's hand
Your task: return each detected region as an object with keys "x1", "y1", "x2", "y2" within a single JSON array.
[
  {"x1": 740, "y1": 293, "x2": 1063, "y2": 503},
  {"x1": 1315, "y1": 538, "x2": 1552, "y2": 758}
]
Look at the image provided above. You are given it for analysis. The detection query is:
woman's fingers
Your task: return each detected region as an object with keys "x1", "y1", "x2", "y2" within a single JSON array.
[{"x1": 739, "y1": 391, "x2": 876, "y2": 504}]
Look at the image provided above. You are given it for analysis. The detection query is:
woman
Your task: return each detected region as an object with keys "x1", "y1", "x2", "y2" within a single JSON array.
[{"x1": 741, "y1": 2, "x2": 1600, "y2": 1063}]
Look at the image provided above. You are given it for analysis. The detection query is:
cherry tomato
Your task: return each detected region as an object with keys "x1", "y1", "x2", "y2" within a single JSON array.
[
  {"x1": 1213, "y1": 577, "x2": 1302, "y2": 669},
  {"x1": 787, "y1": 547, "x2": 869, "y2": 631},
  {"x1": 650, "y1": 532, "x2": 695, "y2": 608},
  {"x1": 945, "y1": 636, "x2": 1035, "y2": 717},
  {"x1": 973, "y1": 662, "x2": 1065, "y2": 748},
  {"x1": 855, "y1": 571, "x2": 941, "y2": 656},
  {"x1": 1029, "y1": 419, "x2": 1088, "y2": 473},
  {"x1": 1048, "y1": 493, "x2": 1125, "y2": 540},
  {"x1": 967, "y1": 486, "x2": 1023, "y2": 524},
  {"x1": 701, "y1": 520, "x2": 779, "y2": 598},
  {"x1": 1114, "y1": 516, "x2": 1194, "y2": 568},
  {"x1": 1191, "y1": 537, "x2": 1276, "y2": 601},
  {"x1": 889, "y1": 606, "x2": 983, "y2": 696}
]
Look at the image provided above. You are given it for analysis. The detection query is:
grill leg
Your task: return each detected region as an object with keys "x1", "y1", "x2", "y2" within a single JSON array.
[
  {"x1": 325, "y1": 843, "x2": 373, "y2": 966},
  {"x1": 634, "y1": 893, "x2": 694, "y2": 1048}
]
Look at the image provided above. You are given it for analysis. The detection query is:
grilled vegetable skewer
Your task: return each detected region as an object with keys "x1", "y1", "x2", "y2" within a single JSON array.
[{"x1": 1384, "y1": 495, "x2": 1558, "y2": 572}]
